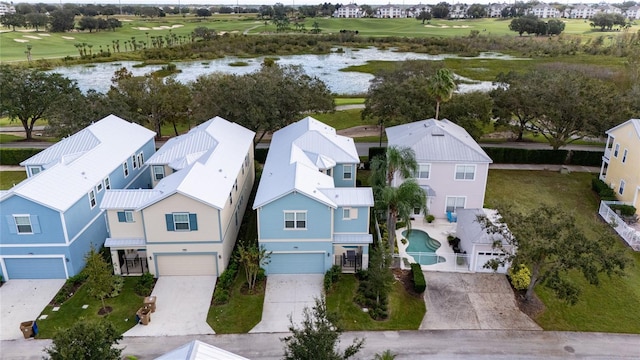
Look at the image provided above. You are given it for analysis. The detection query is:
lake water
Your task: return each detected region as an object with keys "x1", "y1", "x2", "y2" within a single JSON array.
[{"x1": 50, "y1": 48, "x2": 522, "y2": 95}]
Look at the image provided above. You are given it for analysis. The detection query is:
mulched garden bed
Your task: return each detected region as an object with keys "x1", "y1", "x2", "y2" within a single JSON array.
[{"x1": 392, "y1": 269, "x2": 423, "y2": 298}]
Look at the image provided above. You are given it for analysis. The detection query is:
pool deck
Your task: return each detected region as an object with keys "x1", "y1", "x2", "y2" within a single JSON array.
[{"x1": 396, "y1": 219, "x2": 471, "y2": 273}]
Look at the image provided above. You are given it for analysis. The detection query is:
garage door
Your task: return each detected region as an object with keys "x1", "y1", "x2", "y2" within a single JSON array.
[
  {"x1": 268, "y1": 253, "x2": 325, "y2": 274},
  {"x1": 475, "y1": 252, "x2": 507, "y2": 274},
  {"x1": 3, "y1": 257, "x2": 66, "y2": 279},
  {"x1": 156, "y1": 254, "x2": 217, "y2": 276}
]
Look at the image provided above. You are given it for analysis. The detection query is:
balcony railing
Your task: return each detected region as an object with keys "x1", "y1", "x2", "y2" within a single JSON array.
[{"x1": 598, "y1": 201, "x2": 640, "y2": 251}]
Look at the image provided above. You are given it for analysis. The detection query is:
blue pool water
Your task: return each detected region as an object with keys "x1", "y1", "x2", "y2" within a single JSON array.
[{"x1": 402, "y1": 229, "x2": 446, "y2": 265}]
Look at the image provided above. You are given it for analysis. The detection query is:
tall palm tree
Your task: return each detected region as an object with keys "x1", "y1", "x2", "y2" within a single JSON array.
[
  {"x1": 380, "y1": 180, "x2": 427, "y2": 250},
  {"x1": 427, "y1": 68, "x2": 456, "y2": 120},
  {"x1": 370, "y1": 146, "x2": 418, "y2": 188}
]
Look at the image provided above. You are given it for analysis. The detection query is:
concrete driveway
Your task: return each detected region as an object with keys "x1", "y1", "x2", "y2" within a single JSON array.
[
  {"x1": 250, "y1": 275, "x2": 323, "y2": 333},
  {"x1": 420, "y1": 272, "x2": 541, "y2": 330},
  {"x1": 124, "y1": 276, "x2": 216, "y2": 337},
  {"x1": 0, "y1": 279, "x2": 65, "y2": 340}
]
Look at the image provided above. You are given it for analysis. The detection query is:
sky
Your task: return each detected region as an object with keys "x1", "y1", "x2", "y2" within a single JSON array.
[{"x1": 10, "y1": 0, "x2": 621, "y2": 6}]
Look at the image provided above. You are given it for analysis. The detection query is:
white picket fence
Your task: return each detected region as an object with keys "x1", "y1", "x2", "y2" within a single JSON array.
[{"x1": 598, "y1": 201, "x2": 640, "y2": 251}]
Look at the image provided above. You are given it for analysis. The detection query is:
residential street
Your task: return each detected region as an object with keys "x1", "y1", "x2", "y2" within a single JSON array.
[{"x1": 2, "y1": 330, "x2": 639, "y2": 359}]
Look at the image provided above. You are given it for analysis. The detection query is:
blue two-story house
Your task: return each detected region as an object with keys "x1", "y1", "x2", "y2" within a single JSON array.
[
  {"x1": 0, "y1": 115, "x2": 155, "y2": 280},
  {"x1": 252, "y1": 117, "x2": 374, "y2": 274}
]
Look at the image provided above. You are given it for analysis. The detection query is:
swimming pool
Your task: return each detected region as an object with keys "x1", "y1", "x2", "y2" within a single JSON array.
[{"x1": 402, "y1": 229, "x2": 446, "y2": 266}]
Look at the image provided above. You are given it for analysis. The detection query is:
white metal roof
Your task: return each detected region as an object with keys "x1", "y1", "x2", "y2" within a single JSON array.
[
  {"x1": 106, "y1": 117, "x2": 255, "y2": 211},
  {"x1": 333, "y1": 234, "x2": 373, "y2": 244},
  {"x1": 456, "y1": 208, "x2": 510, "y2": 245},
  {"x1": 606, "y1": 119, "x2": 640, "y2": 139},
  {"x1": 3, "y1": 115, "x2": 156, "y2": 212},
  {"x1": 146, "y1": 119, "x2": 221, "y2": 169},
  {"x1": 386, "y1": 119, "x2": 492, "y2": 163},
  {"x1": 104, "y1": 238, "x2": 146, "y2": 248},
  {"x1": 154, "y1": 340, "x2": 249, "y2": 360},
  {"x1": 100, "y1": 190, "x2": 163, "y2": 210},
  {"x1": 20, "y1": 129, "x2": 100, "y2": 167},
  {"x1": 253, "y1": 117, "x2": 363, "y2": 209},
  {"x1": 319, "y1": 188, "x2": 374, "y2": 207}
]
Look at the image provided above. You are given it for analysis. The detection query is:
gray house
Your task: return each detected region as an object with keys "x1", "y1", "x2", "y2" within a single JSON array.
[{"x1": 455, "y1": 208, "x2": 512, "y2": 273}]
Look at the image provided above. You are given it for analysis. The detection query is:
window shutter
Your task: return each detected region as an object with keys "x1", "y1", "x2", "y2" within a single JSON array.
[
  {"x1": 117, "y1": 212, "x2": 126, "y2": 222},
  {"x1": 351, "y1": 208, "x2": 358, "y2": 219},
  {"x1": 5, "y1": 215, "x2": 17, "y2": 234},
  {"x1": 165, "y1": 214, "x2": 175, "y2": 231},
  {"x1": 189, "y1": 214, "x2": 198, "y2": 231},
  {"x1": 31, "y1": 215, "x2": 41, "y2": 233}
]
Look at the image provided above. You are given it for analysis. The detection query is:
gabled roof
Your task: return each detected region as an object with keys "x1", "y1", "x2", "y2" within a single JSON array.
[
  {"x1": 253, "y1": 117, "x2": 363, "y2": 209},
  {"x1": 2, "y1": 115, "x2": 155, "y2": 212},
  {"x1": 606, "y1": 119, "x2": 640, "y2": 140},
  {"x1": 386, "y1": 119, "x2": 492, "y2": 163},
  {"x1": 456, "y1": 208, "x2": 510, "y2": 245},
  {"x1": 21, "y1": 130, "x2": 100, "y2": 167},
  {"x1": 320, "y1": 188, "x2": 374, "y2": 207},
  {"x1": 154, "y1": 340, "x2": 249, "y2": 360},
  {"x1": 103, "y1": 117, "x2": 255, "y2": 211}
]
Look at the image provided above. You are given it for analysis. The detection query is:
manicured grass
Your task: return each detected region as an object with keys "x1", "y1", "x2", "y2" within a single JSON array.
[
  {"x1": 326, "y1": 274, "x2": 425, "y2": 331},
  {"x1": 0, "y1": 171, "x2": 27, "y2": 189},
  {"x1": 36, "y1": 277, "x2": 144, "y2": 338},
  {"x1": 485, "y1": 170, "x2": 640, "y2": 333},
  {"x1": 310, "y1": 109, "x2": 372, "y2": 130},
  {"x1": 0, "y1": 134, "x2": 23, "y2": 143},
  {"x1": 207, "y1": 268, "x2": 264, "y2": 334},
  {"x1": 335, "y1": 97, "x2": 365, "y2": 106}
]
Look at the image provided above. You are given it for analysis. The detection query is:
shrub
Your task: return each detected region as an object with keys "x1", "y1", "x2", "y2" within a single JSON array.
[
  {"x1": 135, "y1": 272, "x2": 155, "y2": 296},
  {"x1": 410, "y1": 263, "x2": 426, "y2": 293},
  {"x1": 108, "y1": 276, "x2": 125, "y2": 298},
  {"x1": 508, "y1": 265, "x2": 531, "y2": 291},
  {"x1": 0, "y1": 148, "x2": 43, "y2": 165},
  {"x1": 323, "y1": 265, "x2": 341, "y2": 291},
  {"x1": 426, "y1": 214, "x2": 435, "y2": 223},
  {"x1": 400, "y1": 238, "x2": 407, "y2": 245},
  {"x1": 591, "y1": 177, "x2": 617, "y2": 200},
  {"x1": 395, "y1": 221, "x2": 406, "y2": 229},
  {"x1": 448, "y1": 237, "x2": 461, "y2": 253},
  {"x1": 217, "y1": 261, "x2": 238, "y2": 291},
  {"x1": 609, "y1": 204, "x2": 637, "y2": 217},
  {"x1": 213, "y1": 289, "x2": 229, "y2": 305}
]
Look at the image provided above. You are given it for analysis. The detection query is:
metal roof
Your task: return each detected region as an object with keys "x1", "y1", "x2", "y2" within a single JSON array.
[
  {"x1": 456, "y1": 208, "x2": 509, "y2": 245},
  {"x1": 100, "y1": 190, "x2": 163, "y2": 210},
  {"x1": 420, "y1": 185, "x2": 436, "y2": 197},
  {"x1": 154, "y1": 340, "x2": 249, "y2": 360},
  {"x1": 333, "y1": 234, "x2": 373, "y2": 244},
  {"x1": 320, "y1": 188, "x2": 374, "y2": 207},
  {"x1": 3, "y1": 115, "x2": 156, "y2": 212},
  {"x1": 386, "y1": 119, "x2": 492, "y2": 163},
  {"x1": 104, "y1": 238, "x2": 146, "y2": 248},
  {"x1": 253, "y1": 117, "x2": 365, "y2": 209},
  {"x1": 146, "y1": 119, "x2": 220, "y2": 169},
  {"x1": 20, "y1": 130, "x2": 100, "y2": 167}
]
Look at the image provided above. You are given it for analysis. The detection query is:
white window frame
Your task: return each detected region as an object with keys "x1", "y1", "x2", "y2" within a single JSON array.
[
  {"x1": 123, "y1": 162, "x2": 129, "y2": 177},
  {"x1": 445, "y1": 196, "x2": 466, "y2": 213},
  {"x1": 138, "y1": 152, "x2": 144, "y2": 166},
  {"x1": 622, "y1": 149, "x2": 628, "y2": 163},
  {"x1": 124, "y1": 211, "x2": 134, "y2": 223},
  {"x1": 416, "y1": 164, "x2": 431, "y2": 179},
  {"x1": 14, "y1": 214, "x2": 33, "y2": 234},
  {"x1": 455, "y1": 164, "x2": 476, "y2": 180},
  {"x1": 343, "y1": 208, "x2": 351, "y2": 220},
  {"x1": 234, "y1": 179, "x2": 238, "y2": 192},
  {"x1": 88, "y1": 190, "x2": 96, "y2": 209},
  {"x1": 343, "y1": 164, "x2": 353, "y2": 180},
  {"x1": 29, "y1": 166, "x2": 41, "y2": 176},
  {"x1": 619, "y1": 180, "x2": 626, "y2": 195},
  {"x1": 104, "y1": 176, "x2": 111, "y2": 189},
  {"x1": 614, "y1": 143, "x2": 620, "y2": 157},
  {"x1": 132, "y1": 154, "x2": 138, "y2": 169},
  {"x1": 173, "y1": 213, "x2": 191, "y2": 231},
  {"x1": 96, "y1": 182, "x2": 104, "y2": 192},
  {"x1": 284, "y1": 211, "x2": 307, "y2": 230},
  {"x1": 153, "y1": 166, "x2": 165, "y2": 181}
]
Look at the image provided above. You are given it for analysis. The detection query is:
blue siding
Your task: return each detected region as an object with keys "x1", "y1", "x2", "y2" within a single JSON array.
[
  {"x1": 332, "y1": 163, "x2": 357, "y2": 188},
  {"x1": 0, "y1": 196, "x2": 65, "y2": 244},
  {"x1": 333, "y1": 206, "x2": 370, "y2": 233},
  {"x1": 66, "y1": 216, "x2": 108, "y2": 276},
  {"x1": 258, "y1": 193, "x2": 332, "y2": 240}
]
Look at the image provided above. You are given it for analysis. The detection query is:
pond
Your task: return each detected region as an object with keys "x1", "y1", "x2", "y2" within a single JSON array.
[{"x1": 50, "y1": 48, "x2": 522, "y2": 95}]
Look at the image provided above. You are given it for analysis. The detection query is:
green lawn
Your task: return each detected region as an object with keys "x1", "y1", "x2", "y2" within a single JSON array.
[
  {"x1": 207, "y1": 268, "x2": 265, "y2": 334},
  {"x1": 0, "y1": 134, "x2": 24, "y2": 143},
  {"x1": 326, "y1": 275, "x2": 425, "y2": 331},
  {"x1": 36, "y1": 277, "x2": 144, "y2": 338},
  {"x1": 310, "y1": 109, "x2": 372, "y2": 130},
  {"x1": 335, "y1": 97, "x2": 365, "y2": 106},
  {"x1": 0, "y1": 171, "x2": 27, "y2": 189},
  {"x1": 485, "y1": 170, "x2": 640, "y2": 333}
]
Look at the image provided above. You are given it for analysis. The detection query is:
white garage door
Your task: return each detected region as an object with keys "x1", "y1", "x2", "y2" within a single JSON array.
[
  {"x1": 267, "y1": 253, "x2": 325, "y2": 274},
  {"x1": 156, "y1": 254, "x2": 217, "y2": 276},
  {"x1": 475, "y1": 252, "x2": 508, "y2": 274}
]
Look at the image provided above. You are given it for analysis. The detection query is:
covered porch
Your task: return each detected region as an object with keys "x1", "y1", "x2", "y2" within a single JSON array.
[
  {"x1": 105, "y1": 238, "x2": 149, "y2": 275},
  {"x1": 333, "y1": 234, "x2": 371, "y2": 273}
]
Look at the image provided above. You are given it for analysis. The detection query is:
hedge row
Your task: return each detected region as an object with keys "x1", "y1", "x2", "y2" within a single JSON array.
[
  {"x1": 483, "y1": 148, "x2": 603, "y2": 166},
  {"x1": 410, "y1": 263, "x2": 426, "y2": 293},
  {"x1": 255, "y1": 148, "x2": 268, "y2": 164},
  {"x1": 591, "y1": 177, "x2": 617, "y2": 201},
  {"x1": 0, "y1": 148, "x2": 43, "y2": 166}
]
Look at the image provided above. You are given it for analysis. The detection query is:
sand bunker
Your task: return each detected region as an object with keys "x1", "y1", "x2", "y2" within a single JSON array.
[
  {"x1": 452, "y1": 25, "x2": 470, "y2": 28},
  {"x1": 23, "y1": 35, "x2": 42, "y2": 39},
  {"x1": 172, "y1": 24, "x2": 184, "y2": 28},
  {"x1": 39, "y1": 33, "x2": 51, "y2": 36},
  {"x1": 62, "y1": 36, "x2": 75, "y2": 40},
  {"x1": 440, "y1": 25, "x2": 450, "y2": 28},
  {"x1": 135, "y1": 27, "x2": 151, "y2": 30},
  {"x1": 14, "y1": 39, "x2": 29, "y2": 43}
]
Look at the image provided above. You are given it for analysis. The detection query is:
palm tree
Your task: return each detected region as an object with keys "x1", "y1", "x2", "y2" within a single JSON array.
[
  {"x1": 374, "y1": 350, "x2": 397, "y2": 360},
  {"x1": 427, "y1": 68, "x2": 456, "y2": 120},
  {"x1": 379, "y1": 180, "x2": 427, "y2": 250}
]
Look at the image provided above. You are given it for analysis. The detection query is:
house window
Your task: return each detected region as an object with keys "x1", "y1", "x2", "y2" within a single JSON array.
[
  {"x1": 132, "y1": 155, "x2": 138, "y2": 169},
  {"x1": 619, "y1": 180, "x2": 625, "y2": 195},
  {"x1": 343, "y1": 208, "x2": 358, "y2": 220},
  {"x1": 244, "y1": 154, "x2": 250, "y2": 168},
  {"x1": 14, "y1": 215, "x2": 33, "y2": 234},
  {"x1": 117, "y1": 211, "x2": 134, "y2": 223},
  {"x1": 284, "y1": 211, "x2": 306, "y2": 229},
  {"x1": 97, "y1": 182, "x2": 103, "y2": 192},
  {"x1": 123, "y1": 162, "x2": 129, "y2": 177},
  {"x1": 29, "y1": 167, "x2": 41, "y2": 176},
  {"x1": 327, "y1": 168, "x2": 332, "y2": 176},
  {"x1": 416, "y1": 164, "x2": 430, "y2": 179},
  {"x1": 234, "y1": 179, "x2": 238, "y2": 192},
  {"x1": 138, "y1": 152, "x2": 144, "y2": 165},
  {"x1": 622, "y1": 149, "x2": 627, "y2": 163},
  {"x1": 343, "y1": 165, "x2": 353, "y2": 180},
  {"x1": 165, "y1": 213, "x2": 198, "y2": 231},
  {"x1": 88, "y1": 190, "x2": 96, "y2": 209},
  {"x1": 614, "y1": 143, "x2": 620, "y2": 157},
  {"x1": 104, "y1": 177, "x2": 111, "y2": 190},
  {"x1": 153, "y1": 166, "x2": 165, "y2": 180},
  {"x1": 455, "y1": 165, "x2": 475, "y2": 180},
  {"x1": 229, "y1": 193, "x2": 233, "y2": 205},
  {"x1": 445, "y1": 196, "x2": 466, "y2": 213}
]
